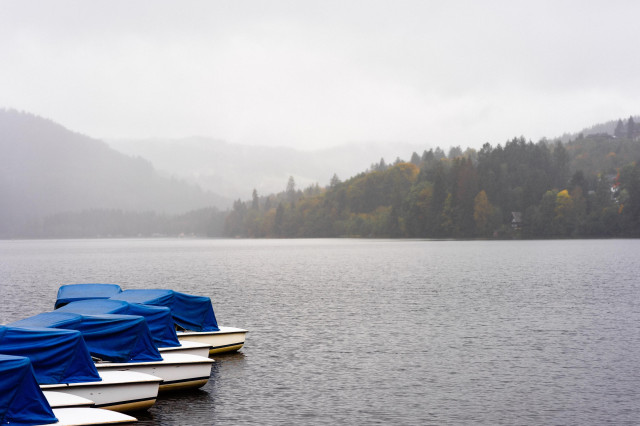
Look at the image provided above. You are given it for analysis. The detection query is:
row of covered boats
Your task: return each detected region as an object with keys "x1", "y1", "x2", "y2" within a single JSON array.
[{"x1": 0, "y1": 283, "x2": 247, "y2": 425}]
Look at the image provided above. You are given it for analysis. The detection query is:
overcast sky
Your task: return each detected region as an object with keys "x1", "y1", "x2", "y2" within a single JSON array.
[{"x1": 1, "y1": 0, "x2": 638, "y2": 151}]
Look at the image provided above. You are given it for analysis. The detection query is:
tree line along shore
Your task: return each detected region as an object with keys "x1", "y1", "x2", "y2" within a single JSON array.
[{"x1": 25, "y1": 119, "x2": 640, "y2": 240}]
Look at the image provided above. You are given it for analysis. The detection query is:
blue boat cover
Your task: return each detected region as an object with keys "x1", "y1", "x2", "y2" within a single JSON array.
[
  {"x1": 11, "y1": 312, "x2": 163, "y2": 363},
  {"x1": 57, "y1": 299, "x2": 181, "y2": 348},
  {"x1": 0, "y1": 325, "x2": 101, "y2": 385},
  {"x1": 0, "y1": 354, "x2": 58, "y2": 425},
  {"x1": 55, "y1": 283, "x2": 123, "y2": 308},
  {"x1": 112, "y1": 289, "x2": 220, "y2": 332}
]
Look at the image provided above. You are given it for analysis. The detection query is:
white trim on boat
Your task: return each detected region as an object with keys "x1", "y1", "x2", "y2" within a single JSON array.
[
  {"x1": 43, "y1": 391, "x2": 94, "y2": 408},
  {"x1": 158, "y1": 339, "x2": 212, "y2": 358},
  {"x1": 49, "y1": 407, "x2": 137, "y2": 425},
  {"x1": 41, "y1": 370, "x2": 161, "y2": 413},
  {"x1": 177, "y1": 326, "x2": 248, "y2": 355},
  {"x1": 94, "y1": 353, "x2": 214, "y2": 392}
]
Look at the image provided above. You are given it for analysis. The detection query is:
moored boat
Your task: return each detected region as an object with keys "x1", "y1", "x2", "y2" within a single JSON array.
[
  {"x1": 56, "y1": 284, "x2": 248, "y2": 355},
  {"x1": 11, "y1": 311, "x2": 214, "y2": 391},
  {"x1": 114, "y1": 289, "x2": 248, "y2": 355},
  {"x1": 10, "y1": 311, "x2": 164, "y2": 363},
  {"x1": 0, "y1": 353, "x2": 137, "y2": 425},
  {"x1": 57, "y1": 299, "x2": 212, "y2": 358},
  {"x1": 0, "y1": 353, "x2": 59, "y2": 425},
  {"x1": 0, "y1": 325, "x2": 161, "y2": 413},
  {"x1": 177, "y1": 326, "x2": 248, "y2": 354},
  {"x1": 41, "y1": 370, "x2": 161, "y2": 412},
  {"x1": 95, "y1": 353, "x2": 214, "y2": 392},
  {"x1": 54, "y1": 283, "x2": 122, "y2": 309}
]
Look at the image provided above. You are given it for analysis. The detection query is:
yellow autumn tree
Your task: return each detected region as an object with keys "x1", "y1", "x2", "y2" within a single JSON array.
[
  {"x1": 555, "y1": 190, "x2": 573, "y2": 217},
  {"x1": 473, "y1": 189, "x2": 494, "y2": 237},
  {"x1": 473, "y1": 190, "x2": 494, "y2": 237},
  {"x1": 553, "y1": 189, "x2": 575, "y2": 236}
]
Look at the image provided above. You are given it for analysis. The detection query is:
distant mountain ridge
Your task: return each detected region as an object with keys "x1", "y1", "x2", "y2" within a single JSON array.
[
  {"x1": 106, "y1": 137, "x2": 426, "y2": 201},
  {"x1": 0, "y1": 109, "x2": 227, "y2": 237},
  {"x1": 107, "y1": 118, "x2": 640, "y2": 203}
]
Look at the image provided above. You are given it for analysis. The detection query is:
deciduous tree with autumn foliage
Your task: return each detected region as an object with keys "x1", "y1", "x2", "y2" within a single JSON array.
[{"x1": 223, "y1": 120, "x2": 640, "y2": 239}]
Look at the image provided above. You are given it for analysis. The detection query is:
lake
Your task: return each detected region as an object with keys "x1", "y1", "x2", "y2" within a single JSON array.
[{"x1": 1, "y1": 238, "x2": 639, "y2": 425}]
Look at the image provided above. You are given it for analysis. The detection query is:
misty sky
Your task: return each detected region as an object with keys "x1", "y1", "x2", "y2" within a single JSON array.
[{"x1": 1, "y1": 0, "x2": 639, "y2": 151}]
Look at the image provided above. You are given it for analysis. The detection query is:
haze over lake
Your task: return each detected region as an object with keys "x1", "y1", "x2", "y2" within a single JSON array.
[{"x1": 2, "y1": 238, "x2": 639, "y2": 424}]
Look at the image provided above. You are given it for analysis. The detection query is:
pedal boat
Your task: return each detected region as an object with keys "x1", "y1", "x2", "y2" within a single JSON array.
[
  {"x1": 11, "y1": 311, "x2": 213, "y2": 392},
  {"x1": 0, "y1": 353, "x2": 138, "y2": 425},
  {"x1": 0, "y1": 325, "x2": 161, "y2": 413},
  {"x1": 56, "y1": 284, "x2": 248, "y2": 355},
  {"x1": 57, "y1": 299, "x2": 212, "y2": 358}
]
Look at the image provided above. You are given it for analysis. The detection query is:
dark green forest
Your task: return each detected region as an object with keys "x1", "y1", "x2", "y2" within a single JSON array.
[{"x1": 225, "y1": 117, "x2": 640, "y2": 239}]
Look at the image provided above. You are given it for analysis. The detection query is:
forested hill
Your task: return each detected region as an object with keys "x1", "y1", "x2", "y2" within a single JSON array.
[
  {"x1": 225, "y1": 117, "x2": 640, "y2": 239},
  {"x1": 557, "y1": 115, "x2": 640, "y2": 142},
  {"x1": 0, "y1": 109, "x2": 226, "y2": 237}
]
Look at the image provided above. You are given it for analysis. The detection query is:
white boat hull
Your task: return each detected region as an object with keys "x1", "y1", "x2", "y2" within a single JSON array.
[
  {"x1": 41, "y1": 370, "x2": 161, "y2": 413},
  {"x1": 158, "y1": 339, "x2": 212, "y2": 358},
  {"x1": 177, "y1": 326, "x2": 247, "y2": 355},
  {"x1": 43, "y1": 391, "x2": 94, "y2": 408},
  {"x1": 48, "y1": 407, "x2": 137, "y2": 425},
  {"x1": 95, "y1": 353, "x2": 214, "y2": 392}
]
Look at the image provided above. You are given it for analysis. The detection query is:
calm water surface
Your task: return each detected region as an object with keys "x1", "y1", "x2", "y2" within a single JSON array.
[{"x1": 1, "y1": 239, "x2": 639, "y2": 425}]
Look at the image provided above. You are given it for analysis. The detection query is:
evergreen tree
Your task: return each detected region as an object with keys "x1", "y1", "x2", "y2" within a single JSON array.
[
  {"x1": 378, "y1": 158, "x2": 387, "y2": 170},
  {"x1": 251, "y1": 189, "x2": 259, "y2": 210},
  {"x1": 421, "y1": 149, "x2": 435, "y2": 166},
  {"x1": 410, "y1": 152, "x2": 421, "y2": 165},
  {"x1": 274, "y1": 203, "x2": 285, "y2": 236},
  {"x1": 618, "y1": 161, "x2": 640, "y2": 235},
  {"x1": 534, "y1": 190, "x2": 557, "y2": 237},
  {"x1": 433, "y1": 147, "x2": 446, "y2": 161},
  {"x1": 627, "y1": 116, "x2": 636, "y2": 139},
  {"x1": 552, "y1": 142, "x2": 570, "y2": 189},
  {"x1": 452, "y1": 158, "x2": 478, "y2": 236},
  {"x1": 429, "y1": 162, "x2": 448, "y2": 236},
  {"x1": 569, "y1": 171, "x2": 587, "y2": 193},
  {"x1": 614, "y1": 119, "x2": 625, "y2": 138},
  {"x1": 330, "y1": 173, "x2": 341, "y2": 188},
  {"x1": 286, "y1": 176, "x2": 296, "y2": 203},
  {"x1": 448, "y1": 146, "x2": 463, "y2": 159}
]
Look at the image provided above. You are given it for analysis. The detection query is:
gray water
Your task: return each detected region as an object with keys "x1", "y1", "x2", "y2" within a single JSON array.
[{"x1": 1, "y1": 239, "x2": 640, "y2": 425}]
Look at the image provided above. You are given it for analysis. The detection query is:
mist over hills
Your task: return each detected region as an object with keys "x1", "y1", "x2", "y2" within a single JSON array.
[
  {"x1": 0, "y1": 109, "x2": 227, "y2": 237},
  {"x1": 106, "y1": 137, "x2": 425, "y2": 201},
  {"x1": 106, "y1": 117, "x2": 640, "y2": 202},
  {"x1": 557, "y1": 115, "x2": 640, "y2": 142},
  {"x1": 2, "y1": 107, "x2": 637, "y2": 239},
  {"x1": 107, "y1": 117, "x2": 639, "y2": 203}
]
